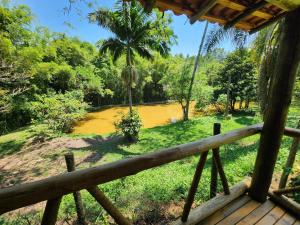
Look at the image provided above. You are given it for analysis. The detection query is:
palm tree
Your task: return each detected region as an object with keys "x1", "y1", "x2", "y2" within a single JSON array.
[{"x1": 89, "y1": 0, "x2": 169, "y2": 113}]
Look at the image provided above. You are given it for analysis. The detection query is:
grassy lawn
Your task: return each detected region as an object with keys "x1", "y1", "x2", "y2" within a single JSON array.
[{"x1": 0, "y1": 106, "x2": 299, "y2": 224}]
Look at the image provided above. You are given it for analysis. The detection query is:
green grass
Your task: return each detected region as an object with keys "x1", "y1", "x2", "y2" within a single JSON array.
[{"x1": 0, "y1": 106, "x2": 299, "y2": 224}]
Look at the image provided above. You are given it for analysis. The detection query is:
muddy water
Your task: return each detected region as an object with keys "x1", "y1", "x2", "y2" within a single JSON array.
[{"x1": 72, "y1": 102, "x2": 196, "y2": 135}]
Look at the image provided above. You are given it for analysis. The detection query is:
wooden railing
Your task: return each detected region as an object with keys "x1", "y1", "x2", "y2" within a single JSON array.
[{"x1": 0, "y1": 123, "x2": 300, "y2": 224}]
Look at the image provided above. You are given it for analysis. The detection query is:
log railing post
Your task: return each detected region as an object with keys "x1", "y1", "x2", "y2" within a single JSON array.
[
  {"x1": 249, "y1": 7, "x2": 300, "y2": 202},
  {"x1": 279, "y1": 119, "x2": 300, "y2": 189},
  {"x1": 210, "y1": 123, "x2": 220, "y2": 198},
  {"x1": 210, "y1": 123, "x2": 230, "y2": 197},
  {"x1": 41, "y1": 197, "x2": 62, "y2": 225},
  {"x1": 181, "y1": 151, "x2": 208, "y2": 222},
  {"x1": 64, "y1": 153, "x2": 87, "y2": 225},
  {"x1": 87, "y1": 186, "x2": 131, "y2": 225}
]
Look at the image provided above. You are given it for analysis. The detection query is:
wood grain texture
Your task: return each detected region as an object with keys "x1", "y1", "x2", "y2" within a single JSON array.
[
  {"x1": 215, "y1": 200, "x2": 261, "y2": 225},
  {"x1": 236, "y1": 200, "x2": 275, "y2": 225},
  {"x1": 256, "y1": 207, "x2": 285, "y2": 225},
  {"x1": 198, "y1": 195, "x2": 251, "y2": 225},
  {"x1": 274, "y1": 213, "x2": 296, "y2": 225}
]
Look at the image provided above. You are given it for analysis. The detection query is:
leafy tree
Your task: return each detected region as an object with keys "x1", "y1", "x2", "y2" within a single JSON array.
[
  {"x1": 89, "y1": 0, "x2": 171, "y2": 113},
  {"x1": 214, "y1": 49, "x2": 257, "y2": 111}
]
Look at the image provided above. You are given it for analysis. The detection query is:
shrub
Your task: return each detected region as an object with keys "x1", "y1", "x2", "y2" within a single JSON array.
[
  {"x1": 30, "y1": 90, "x2": 88, "y2": 133},
  {"x1": 195, "y1": 86, "x2": 214, "y2": 111},
  {"x1": 115, "y1": 110, "x2": 142, "y2": 142}
]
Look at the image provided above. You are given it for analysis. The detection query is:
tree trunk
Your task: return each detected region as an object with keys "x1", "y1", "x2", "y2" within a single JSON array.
[
  {"x1": 239, "y1": 99, "x2": 243, "y2": 109},
  {"x1": 225, "y1": 75, "x2": 231, "y2": 116},
  {"x1": 126, "y1": 47, "x2": 133, "y2": 113},
  {"x1": 185, "y1": 21, "x2": 209, "y2": 121},
  {"x1": 249, "y1": 8, "x2": 300, "y2": 202},
  {"x1": 245, "y1": 97, "x2": 250, "y2": 109}
]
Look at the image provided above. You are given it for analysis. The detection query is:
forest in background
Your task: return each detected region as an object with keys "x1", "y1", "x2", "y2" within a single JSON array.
[{"x1": 0, "y1": 1, "x2": 264, "y2": 136}]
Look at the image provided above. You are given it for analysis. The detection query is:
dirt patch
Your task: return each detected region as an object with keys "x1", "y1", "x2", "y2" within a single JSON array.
[{"x1": 0, "y1": 136, "x2": 119, "y2": 188}]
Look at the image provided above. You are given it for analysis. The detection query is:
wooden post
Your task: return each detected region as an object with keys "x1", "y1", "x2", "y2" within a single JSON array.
[
  {"x1": 213, "y1": 148, "x2": 230, "y2": 195},
  {"x1": 181, "y1": 151, "x2": 208, "y2": 222},
  {"x1": 87, "y1": 186, "x2": 131, "y2": 225},
  {"x1": 210, "y1": 123, "x2": 220, "y2": 198},
  {"x1": 64, "y1": 153, "x2": 87, "y2": 225},
  {"x1": 41, "y1": 197, "x2": 62, "y2": 225},
  {"x1": 249, "y1": 8, "x2": 300, "y2": 202},
  {"x1": 279, "y1": 119, "x2": 300, "y2": 188}
]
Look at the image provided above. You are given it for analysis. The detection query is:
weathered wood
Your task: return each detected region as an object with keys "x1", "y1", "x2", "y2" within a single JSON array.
[
  {"x1": 283, "y1": 127, "x2": 300, "y2": 138},
  {"x1": 274, "y1": 213, "x2": 296, "y2": 225},
  {"x1": 0, "y1": 124, "x2": 262, "y2": 214},
  {"x1": 198, "y1": 196, "x2": 251, "y2": 225},
  {"x1": 64, "y1": 153, "x2": 87, "y2": 225},
  {"x1": 210, "y1": 123, "x2": 220, "y2": 198},
  {"x1": 269, "y1": 190, "x2": 300, "y2": 218},
  {"x1": 189, "y1": 0, "x2": 218, "y2": 24},
  {"x1": 255, "y1": 206, "x2": 285, "y2": 225},
  {"x1": 249, "y1": 12, "x2": 287, "y2": 34},
  {"x1": 173, "y1": 179, "x2": 250, "y2": 225},
  {"x1": 215, "y1": 200, "x2": 261, "y2": 225},
  {"x1": 213, "y1": 149, "x2": 230, "y2": 195},
  {"x1": 279, "y1": 120, "x2": 300, "y2": 189},
  {"x1": 236, "y1": 200, "x2": 275, "y2": 225},
  {"x1": 249, "y1": 8, "x2": 300, "y2": 202},
  {"x1": 274, "y1": 186, "x2": 300, "y2": 195},
  {"x1": 41, "y1": 197, "x2": 62, "y2": 225},
  {"x1": 87, "y1": 186, "x2": 131, "y2": 225},
  {"x1": 182, "y1": 152, "x2": 208, "y2": 222},
  {"x1": 225, "y1": 0, "x2": 268, "y2": 29}
]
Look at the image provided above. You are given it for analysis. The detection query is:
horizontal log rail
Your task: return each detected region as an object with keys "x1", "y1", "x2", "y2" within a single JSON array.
[{"x1": 0, "y1": 123, "x2": 299, "y2": 216}]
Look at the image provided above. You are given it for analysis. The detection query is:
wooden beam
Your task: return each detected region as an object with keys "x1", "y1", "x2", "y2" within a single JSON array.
[
  {"x1": 0, "y1": 124, "x2": 262, "y2": 214},
  {"x1": 218, "y1": 0, "x2": 272, "y2": 20},
  {"x1": 201, "y1": 15, "x2": 253, "y2": 30},
  {"x1": 210, "y1": 123, "x2": 220, "y2": 198},
  {"x1": 274, "y1": 186, "x2": 300, "y2": 195},
  {"x1": 173, "y1": 179, "x2": 251, "y2": 225},
  {"x1": 249, "y1": 12, "x2": 287, "y2": 34},
  {"x1": 190, "y1": 0, "x2": 219, "y2": 24},
  {"x1": 269, "y1": 190, "x2": 300, "y2": 218},
  {"x1": 88, "y1": 187, "x2": 131, "y2": 225},
  {"x1": 225, "y1": 0, "x2": 268, "y2": 29},
  {"x1": 283, "y1": 126, "x2": 300, "y2": 138},
  {"x1": 249, "y1": 8, "x2": 300, "y2": 202}
]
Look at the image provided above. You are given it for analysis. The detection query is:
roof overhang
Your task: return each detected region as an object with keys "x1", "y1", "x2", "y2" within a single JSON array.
[{"x1": 137, "y1": 0, "x2": 300, "y2": 33}]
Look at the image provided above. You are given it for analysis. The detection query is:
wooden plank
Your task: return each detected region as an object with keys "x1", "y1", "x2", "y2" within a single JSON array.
[
  {"x1": 274, "y1": 213, "x2": 296, "y2": 225},
  {"x1": 218, "y1": 0, "x2": 273, "y2": 19},
  {"x1": 225, "y1": 0, "x2": 268, "y2": 29},
  {"x1": 190, "y1": 0, "x2": 219, "y2": 24},
  {"x1": 256, "y1": 206, "x2": 285, "y2": 225},
  {"x1": 249, "y1": 7, "x2": 300, "y2": 202},
  {"x1": 215, "y1": 200, "x2": 261, "y2": 225},
  {"x1": 41, "y1": 197, "x2": 62, "y2": 225},
  {"x1": 0, "y1": 124, "x2": 262, "y2": 214},
  {"x1": 201, "y1": 15, "x2": 253, "y2": 30},
  {"x1": 236, "y1": 200, "x2": 275, "y2": 225},
  {"x1": 173, "y1": 179, "x2": 250, "y2": 225},
  {"x1": 210, "y1": 123, "x2": 221, "y2": 198},
  {"x1": 198, "y1": 195, "x2": 251, "y2": 225}
]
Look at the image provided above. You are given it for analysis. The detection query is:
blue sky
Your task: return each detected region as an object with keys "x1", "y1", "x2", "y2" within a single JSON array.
[{"x1": 14, "y1": 0, "x2": 251, "y2": 55}]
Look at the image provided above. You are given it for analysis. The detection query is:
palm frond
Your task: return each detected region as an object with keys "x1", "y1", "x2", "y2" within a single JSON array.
[
  {"x1": 205, "y1": 26, "x2": 248, "y2": 53},
  {"x1": 134, "y1": 45, "x2": 153, "y2": 60},
  {"x1": 100, "y1": 38, "x2": 126, "y2": 62}
]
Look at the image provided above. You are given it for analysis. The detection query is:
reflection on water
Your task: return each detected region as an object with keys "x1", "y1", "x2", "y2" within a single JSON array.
[{"x1": 72, "y1": 102, "x2": 196, "y2": 135}]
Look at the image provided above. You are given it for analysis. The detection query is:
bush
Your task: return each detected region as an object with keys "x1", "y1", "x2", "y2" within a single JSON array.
[
  {"x1": 30, "y1": 90, "x2": 88, "y2": 133},
  {"x1": 115, "y1": 110, "x2": 142, "y2": 142},
  {"x1": 195, "y1": 86, "x2": 214, "y2": 111}
]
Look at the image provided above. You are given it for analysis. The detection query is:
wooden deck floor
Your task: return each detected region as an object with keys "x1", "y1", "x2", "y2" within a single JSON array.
[{"x1": 197, "y1": 195, "x2": 300, "y2": 225}]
